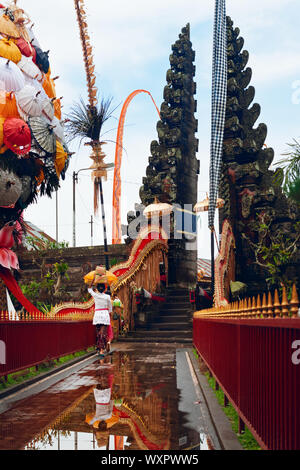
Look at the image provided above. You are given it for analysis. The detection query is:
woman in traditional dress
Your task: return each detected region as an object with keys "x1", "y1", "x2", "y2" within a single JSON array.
[{"x1": 88, "y1": 283, "x2": 112, "y2": 358}]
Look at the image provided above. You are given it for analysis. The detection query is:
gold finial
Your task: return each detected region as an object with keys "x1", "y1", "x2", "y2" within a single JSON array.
[
  {"x1": 273, "y1": 289, "x2": 281, "y2": 317},
  {"x1": 290, "y1": 284, "x2": 299, "y2": 318},
  {"x1": 281, "y1": 286, "x2": 289, "y2": 317},
  {"x1": 267, "y1": 291, "x2": 273, "y2": 318}
]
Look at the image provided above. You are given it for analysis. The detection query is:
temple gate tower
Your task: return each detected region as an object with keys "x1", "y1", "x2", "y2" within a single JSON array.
[{"x1": 128, "y1": 24, "x2": 200, "y2": 290}]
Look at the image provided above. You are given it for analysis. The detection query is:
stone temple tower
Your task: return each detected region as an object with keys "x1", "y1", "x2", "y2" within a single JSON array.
[{"x1": 135, "y1": 24, "x2": 200, "y2": 289}]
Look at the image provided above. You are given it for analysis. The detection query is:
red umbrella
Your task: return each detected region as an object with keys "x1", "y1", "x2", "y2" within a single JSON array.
[
  {"x1": 3, "y1": 117, "x2": 32, "y2": 155},
  {"x1": 16, "y1": 37, "x2": 36, "y2": 62}
]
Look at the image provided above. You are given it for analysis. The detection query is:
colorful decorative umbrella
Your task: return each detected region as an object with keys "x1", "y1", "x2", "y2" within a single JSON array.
[
  {"x1": 53, "y1": 97, "x2": 62, "y2": 120},
  {"x1": 42, "y1": 98, "x2": 54, "y2": 121},
  {"x1": 17, "y1": 55, "x2": 43, "y2": 81},
  {"x1": 143, "y1": 197, "x2": 173, "y2": 219},
  {"x1": 23, "y1": 75, "x2": 48, "y2": 100},
  {"x1": 26, "y1": 25, "x2": 41, "y2": 49},
  {"x1": 15, "y1": 37, "x2": 35, "y2": 59},
  {"x1": 3, "y1": 117, "x2": 32, "y2": 155},
  {"x1": 54, "y1": 140, "x2": 68, "y2": 177},
  {"x1": 0, "y1": 14, "x2": 20, "y2": 39},
  {"x1": 0, "y1": 57, "x2": 25, "y2": 92},
  {"x1": 0, "y1": 115, "x2": 8, "y2": 153},
  {"x1": 0, "y1": 38, "x2": 22, "y2": 63},
  {"x1": 42, "y1": 73, "x2": 56, "y2": 99},
  {"x1": 51, "y1": 116, "x2": 65, "y2": 143},
  {"x1": 15, "y1": 84, "x2": 43, "y2": 118},
  {"x1": 34, "y1": 46, "x2": 50, "y2": 74},
  {"x1": 194, "y1": 194, "x2": 225, "y2": 213},
  {"x1": 0, "y1": 91, "x2": 20, "y2": 118},
  {"x1": 28, "y1": 115, "x2": 56, "y2": 154}
]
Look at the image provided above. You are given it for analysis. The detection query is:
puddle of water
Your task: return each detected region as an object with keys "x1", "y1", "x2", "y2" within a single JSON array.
[{"x1": 0, "y1": 347, "x2": 214, "y2": 451}]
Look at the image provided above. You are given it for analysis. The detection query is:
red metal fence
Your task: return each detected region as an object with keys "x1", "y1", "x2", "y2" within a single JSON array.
[
  {"x1": 0, "y1": 318, "x2": 95, "y2": 378},
  {"x1": 193, "y1": 317, "x2": 300, "y2": 450}
]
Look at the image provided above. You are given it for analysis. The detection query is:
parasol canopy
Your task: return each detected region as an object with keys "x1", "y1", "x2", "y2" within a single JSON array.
[
  {"x1": 51, "y1": 116, "x2": 65, "y2": 142},
  {"x1": 34, "y1": 46, "x2": 49, "y2": 74},
  {"x1": 26, "y1": 25, "x2": 41, "y2": 49},
  {"x1": 143, "y1": 197, "x2": 173, "y2": 219},
  {"x1": 3, "y1": 117, "x2": 32, "y2": 155},
  {"x1": 194, "y1": 195, "x2": 225, "y2": 213},
  {"x1": 28, "y1": 115, "x2": 56, "y2": 154},
  {"x1": 15, "y1": 84, "x2": 44, "y2": 119},
  {"x1": 0, "y1": 38, "x2": 22, "y2": 63},
  {"x1": 54, "y1": 140, "x2": 68, "y2": 177},
  {"x1": 17, "y1": 55, "x2": 43, "y2": 81},
  {"x1": 0, "y1": 91, "x2": 20, "y2": 118},
  {"x1": 53, "y1": 97, "x2": 62, "y2": 120},
  {"x1": 42, "y1": 98, "x2": 54, "y2": 121},
  {"x1": 15, "y1": 37, "x2": 36, "y2": 60},
  {"x1": 23, "y1": 74, "x2": 48, "y2": 100},
  {"x1": 42, "y1": 73, "x2": 56, "y2": 99},
  {"x1": 0, "y1": 57, "x2": 25, "y2": 92},
  {"x1": 0, "y1": 14, "x2": 20, "y2": 39}
]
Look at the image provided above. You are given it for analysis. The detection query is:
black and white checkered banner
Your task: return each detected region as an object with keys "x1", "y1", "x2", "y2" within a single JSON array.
[{"x1": 208, "y1": 0, "x2": 227, "y2": 229}]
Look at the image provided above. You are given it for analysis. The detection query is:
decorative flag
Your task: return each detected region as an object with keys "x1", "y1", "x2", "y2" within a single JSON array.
[{"x1": 208, "y1": 0, "x2": 227, "y2": 229}]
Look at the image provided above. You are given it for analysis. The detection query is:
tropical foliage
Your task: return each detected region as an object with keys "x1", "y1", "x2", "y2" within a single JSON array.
[{"x1": 276, "y1": 139, "x2": 300, "y2": 203}]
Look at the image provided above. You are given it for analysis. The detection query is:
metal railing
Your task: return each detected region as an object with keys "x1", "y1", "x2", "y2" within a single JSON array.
[
  {"x1": 0, "y1": 314, "x2": 95, "y2": 378},
  {"x1": 193, "y1": 284, "x2": 300, "y2": 450}
]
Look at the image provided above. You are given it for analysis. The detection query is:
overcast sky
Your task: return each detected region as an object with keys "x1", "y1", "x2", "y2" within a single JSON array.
[{"x1": 21, "y1": 0, "x2": 300, "y2": 258}]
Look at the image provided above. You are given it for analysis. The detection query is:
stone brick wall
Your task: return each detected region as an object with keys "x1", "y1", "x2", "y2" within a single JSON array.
[{"x1": 16, "y1": 244, "x2": 129, "y2": 301}]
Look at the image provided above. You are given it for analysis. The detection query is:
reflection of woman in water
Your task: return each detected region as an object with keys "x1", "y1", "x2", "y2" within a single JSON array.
[
  {"x1": 85, "y1": 372, "x2": 170, "y2": 450},
  {"x1": 85, "y1": 373, "x2": 119, "y2": 431},
  {"x1": 88, "y1": 283, "x2": 113, "y2": 357}
]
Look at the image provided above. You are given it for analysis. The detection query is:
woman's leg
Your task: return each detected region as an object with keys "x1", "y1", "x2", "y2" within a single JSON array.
[{"x1": 97, "y1": 324, "x2": 108, "y2": 354}]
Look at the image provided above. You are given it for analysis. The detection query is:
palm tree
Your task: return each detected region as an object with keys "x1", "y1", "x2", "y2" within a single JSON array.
[
  {"x1": 65, "y1": 98, "x2": 115, "y2": 270},
  {"x1": 277, "y1": 139, "x2": 300, "y2": 204}
]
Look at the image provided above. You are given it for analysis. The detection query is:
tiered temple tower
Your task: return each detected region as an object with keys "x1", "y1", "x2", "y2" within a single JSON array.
[
  {"x1": 128, "y1": 24, "x2": 199, "y2": 289},
  {"x1": 219, "y1": 16, "x2": 300, "y2": 296}
]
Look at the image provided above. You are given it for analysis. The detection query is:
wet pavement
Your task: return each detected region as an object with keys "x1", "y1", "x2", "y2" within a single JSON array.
[{"x1": 0, "y1": 343, "x2": 221, "y2": 451}]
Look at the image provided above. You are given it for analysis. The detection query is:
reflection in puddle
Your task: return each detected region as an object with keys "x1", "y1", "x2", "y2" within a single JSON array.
[{"x1": 1, "y1": 347, "x2": 214, "y2": 451}]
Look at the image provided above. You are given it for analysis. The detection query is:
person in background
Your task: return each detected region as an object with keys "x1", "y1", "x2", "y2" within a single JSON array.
[{"x1": 88, "y1": 283, "x2": 113, "y2": 358}]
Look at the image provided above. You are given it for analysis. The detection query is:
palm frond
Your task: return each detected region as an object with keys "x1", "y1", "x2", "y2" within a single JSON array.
[
  {"x1": 276, "y1": 139, "x2": 300, "y2": 193},
  {"x1": 65, "y1": 96, "x2": 115, "y2": 144}
]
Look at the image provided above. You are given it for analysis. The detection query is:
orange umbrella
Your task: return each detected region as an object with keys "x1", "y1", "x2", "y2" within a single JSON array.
[
  {"x1": 53, "y1": 98, "x2": 62, "y2": 120},
  {"x1": 54, "y1": 140, "x2": 68, "y2": 177},
  {"x1": 0, "y1": 14, "x2": 20, "y2": 39},
  {"x1": 42, "y1": 73, "x2": 56, "y2": 99},
  {"x1": 0, "y1": 91, "x2": 20, "y2": 118},
  {"x1": 0, "y1": 38, "x2": 22, "y2": 63},
  {"x1": 0, "y1": 116, "x2": 8, "y2": 153}
]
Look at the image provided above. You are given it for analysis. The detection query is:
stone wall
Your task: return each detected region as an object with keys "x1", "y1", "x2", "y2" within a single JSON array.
[{"x1": 16, "y1": 244, "x2": 129, "y2": 302}]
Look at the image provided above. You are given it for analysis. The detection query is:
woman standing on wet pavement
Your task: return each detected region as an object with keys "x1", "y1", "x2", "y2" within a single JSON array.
[{"x1": 88, "y1": 283, "x2": 113, "y2": 358}]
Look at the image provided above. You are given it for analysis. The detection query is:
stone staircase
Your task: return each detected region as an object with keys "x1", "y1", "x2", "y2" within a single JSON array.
[{"x1": 118, "y1": 288, "x2": 194, "y2": 344}]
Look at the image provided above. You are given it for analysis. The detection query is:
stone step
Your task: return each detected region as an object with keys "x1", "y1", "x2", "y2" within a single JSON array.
[
  {"x1": 117, "y1": 337, "x2": 193, "y2": 344},
  {"x1": 153, "y1": 316, "x2": 190, "y2": 324},
  {"x1": 136, "y1": 322, "x2": 193, "y2": 334},
  {"x1": 132, "y1": 329, "x2": 192, "y2": 338},
  {"x1": 159, "y1": 308, "x2": 192, "y2": 317},
  {"x1": 162, "y1": 302, "x2": 191, "y2": 310}
]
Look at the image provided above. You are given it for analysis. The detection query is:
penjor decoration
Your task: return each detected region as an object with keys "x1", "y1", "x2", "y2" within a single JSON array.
[{"x1": 69, "y1": 0, "x2": 115, "y2": 270}]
